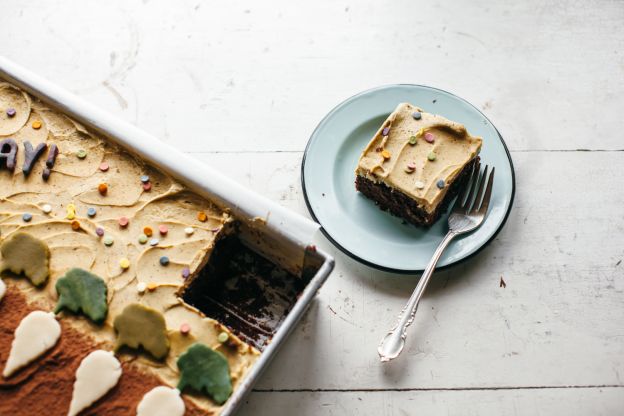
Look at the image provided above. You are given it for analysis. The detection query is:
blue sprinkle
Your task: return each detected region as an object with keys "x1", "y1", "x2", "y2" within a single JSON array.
[
  {"x1": 87, "y1": 207, "x2": 97, "y2": 217},
  {"x1": 22, "y1": 213, "x2": 32, "y2": 222},
  {"x1": 436, "y1": 179, "x2": 445, "y2": 189},
  {"x1": 140, "y1": 175, "x2": 150, "y2": 183},
  {"x1": 159, "y1": 256, "x2": 170, "y2": 266},
  {"x1": 412, "y1": 111, "x2": 422, "y2": 120},
  {"x1": 382, "y1": 126, "x2": 390, "y2": 136},
  {"x1": 149, "y1": 238, "x2": 159, "y2": 246}
]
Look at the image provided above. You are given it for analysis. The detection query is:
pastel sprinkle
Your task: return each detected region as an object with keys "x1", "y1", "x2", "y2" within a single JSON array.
[
  {"x1": 118, "y1": 216, "x2": 129, "y2": 227},
  {"x1": 427, "y1": 151, "x2": 437, "y2": 161},
  {"x1": 149, "y1": 238, "x2": 159, "y2": 246},
  {"x1": 412, "y1": 111, "x2": 422, "y2": 120},
  {"x1": 138, "y1": 234, "x2": 148, "y2": 244},
  {"x1": 415, "y1": 181, "x2": 425, "y2": 189},
  {"x1": 6, "y1": 108, "x2": 16, "y2": 117},
  {"x1": 404, "y1": 163, "x2": 416, "y2": 174},
  {"x1": 98, "y1": 183, "x2": 108, "y2": 195},
  {"x1": 95, "y1": 227, "x2": 105, "y2": 237},
  {"x1": 103, "y1": 236, "x2": 114, "y2": 246},
  {"x1": 99, "y1": 162, "x2": 109, "y2": 172},
  {"x1": 32, "y1": 120, "x2": 42, "y2": 130},
  {"x1": 181, "y1": 267, "x2": 191, "y2": 279},
  {"x1": 119, "y1": 258, "x2": 130, "y2": 269},
  {"x1": 76, "y1": 149, "x2": 87, "y2": 159},
  {"x1": 197, "y1": 211, "x2": 208, "y2": 222},
  {"x1": 179, "y1": 323, "x2": 191, "y2": 335},
  {"x1": 158, "y1": 225, "x2": 168, "y2": 235},
  {"x1": 382, "y1": 126, "x2": 390, "y2": 136},
  {"x1": 22, "y1": 213, "x2": 32, "y2": 222},
  {"x1": 159, "y1": 256, "x2": 170, "y2": 266},
  {"x1": 409, "y1": 136, "x2": 418, "y2": 145},
  {"x1": 436, "y1": 179, "x2": 446, "y2": 189},
  {"x1": 217, "y1": 332, "x2": 229, "y2": 343},
  {"x1": 71, "y1": 220, "x2": 81, "y2": 231},
  {"x1": 42, "y1": 204, "x2": 52, "y2": 214},
  {"x1": 140, "y1": 175, "x2": 150, "y2": 183},
  {"x1": 66, "y1": 203, "x2": 76, "y2": 220},
  {"x1": 381, "y1": 150, "x2": 391, "y2": 160},
  {"x1": 184, "y1": 227, "x2": 194, "y2": 236},
  {"x1": 87, "y1": 207, "x2": 97, "y2": 217},
  {"x1": 143, "y1": 227, "x2": 153, "y2": 237},
  {"x1": 147, "y1": 282, "x2": 158, "y2": 291},
  {"x1": 424, "y1": 132, "x2": 435, "y2": 143},
  {"x1": 142, "y1": 182, "x2": 152, "y2": 192},
  {"x1": 136, "y1": 282, "x2": 147, "y2": 294}
]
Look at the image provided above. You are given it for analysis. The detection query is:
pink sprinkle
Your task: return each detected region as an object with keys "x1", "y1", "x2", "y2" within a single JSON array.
[
  {"x1": 95, "y1": 227, "x2": 105, "y2": 237},
  {"x1": 142, "y1": 182, "x2": 152, "y2": 192},
  {"x1": 181, "y1": 267, "x2": 191, "y2": 279},
  {"x1": 158, "y1": 224, "x2": 168, "y2": 235},
  {"x1": 179, "y1": 323, "x2": 191, "y2": 335},
  {"x1": 99, "y1": 162, "x2": 109, "y2": 172},
  {"x1": 424, "y1": 132, "x2": 435, "y2": 143},
  {"x1": 118, "y1": 216, "x2": 129, "y2": 227}
]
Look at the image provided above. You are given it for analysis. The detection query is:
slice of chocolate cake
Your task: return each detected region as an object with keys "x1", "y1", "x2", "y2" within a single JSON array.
[{"x1": 355, "y1": 103, "x2": 482, "y2": 226}]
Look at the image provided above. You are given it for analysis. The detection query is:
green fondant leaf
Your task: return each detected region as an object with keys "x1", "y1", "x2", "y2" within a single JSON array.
[
  {"x1": 177, "y1": 343, "x2": 233, "y2": 405},
  {"x1": 54, "y1": 268, "x2": 108, "y2": 324},
  {"x1": 113, "y1": 303, "x2": 169, "y2": 360},
  {"x1": 0, "y1": 232, "x2": 50, "y2": 286}
]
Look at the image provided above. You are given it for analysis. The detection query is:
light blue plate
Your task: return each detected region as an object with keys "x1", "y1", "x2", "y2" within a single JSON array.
[{"x1": 302, "y1": 85, "x2": 515, "y2": 273}]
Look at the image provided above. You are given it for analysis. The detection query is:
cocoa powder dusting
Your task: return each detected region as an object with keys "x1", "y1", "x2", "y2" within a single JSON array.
[{"x1": 0, "y1": 284, "x2": 205, "y2": 415}]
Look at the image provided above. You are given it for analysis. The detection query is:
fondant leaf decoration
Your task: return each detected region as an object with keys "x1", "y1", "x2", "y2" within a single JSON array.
[
  {"x1": 113, "y1": 303, "x2": 170, "y2": 360},
  {"x1": 177, "y1": 343, "x2": 233, "y2": 405},
  {"x1": 54, "y1": 268, "x2": 108, "y2": 324},
  {"x1": 0, "y1": 232, "x2": 50, "y2": 286}
]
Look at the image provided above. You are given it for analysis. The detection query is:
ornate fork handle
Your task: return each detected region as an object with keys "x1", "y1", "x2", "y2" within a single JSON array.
[{"x1": 378, "y1": 230, "x2": 458, "y2": 362}]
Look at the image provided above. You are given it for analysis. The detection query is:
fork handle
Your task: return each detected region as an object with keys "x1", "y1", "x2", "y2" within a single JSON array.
[{"x1": 378, "y1": 230, "x2": 457, "y2": 362}]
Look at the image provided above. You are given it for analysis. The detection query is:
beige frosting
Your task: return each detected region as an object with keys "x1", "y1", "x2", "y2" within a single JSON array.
[
  {"x1": 356, "y1": 103, "x2": 482, "y2": 213},
  {"x1": 0, "y1": 81, "x2": 259, "y2": 413}
]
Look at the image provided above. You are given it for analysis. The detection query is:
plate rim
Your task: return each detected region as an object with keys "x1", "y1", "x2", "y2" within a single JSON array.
[{"x1": 301, "y1": 83, "x2": 516, "y2": 274}]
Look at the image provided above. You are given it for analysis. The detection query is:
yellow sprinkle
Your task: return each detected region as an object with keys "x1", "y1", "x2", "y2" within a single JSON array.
[
  {"x1": 32, "y1": 120, "x2": 42, "y2": 130},
  {"x1": 66, "y1": 203, "x2": 76, "y2": 220},
  {"x1": 147, "y1": 282, "x2": 158, "y2": 291},
  {"x1": 119, "y1": 258, "x2": 130, "y2": 269},
  {"x1": 381, "y1": 150, "x2": 391, "y2": 160}
]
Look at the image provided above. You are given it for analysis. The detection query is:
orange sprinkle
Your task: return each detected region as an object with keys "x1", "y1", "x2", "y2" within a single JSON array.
[
  {"x1": 143, "y1": 226, "x2": 153, "y2": 237},
  {"x1": 197, "y1": 211, "x2": 208, "y2": 222},
  {"x1": 32, "y1": 120, "x2": 42, "y2": 130},
  {"x1": 71, "y1": 220, "x2": 81, "y2": 231},
  {"x1": 381, "y1": 150, "x2": 391, "y2": 159},
  {"x1": 147, "y1": 282, "x2": 158, "y2": 291},
  {"x1": 98, "y1": 183, "x2": 108, "y2": 195}
]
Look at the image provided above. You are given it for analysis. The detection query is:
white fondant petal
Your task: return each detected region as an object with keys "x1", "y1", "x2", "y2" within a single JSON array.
[
  {"x1": 67, "y1": 350, "x2": 122, "y2": 416},
  {"x1": 137, "y1": 386, "x2": 185, "y2": 416},
  {"x1": 2, "y1": 311, "x2": 61, "y2": 377}
]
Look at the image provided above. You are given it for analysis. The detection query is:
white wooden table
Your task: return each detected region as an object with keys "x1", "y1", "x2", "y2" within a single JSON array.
[{"x1": 3, "y1": 1, "x2": 623, "y2": 414}]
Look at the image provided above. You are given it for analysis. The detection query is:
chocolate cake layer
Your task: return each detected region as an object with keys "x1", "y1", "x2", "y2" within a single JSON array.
[{"x1": 356, "y1": 157, "x2": 478, "y2": 226}]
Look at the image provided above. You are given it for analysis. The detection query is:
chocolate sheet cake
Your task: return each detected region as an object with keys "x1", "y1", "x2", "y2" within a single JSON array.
[{"x1": 355, "y1": 103, "x2": 482, "y2": 226}]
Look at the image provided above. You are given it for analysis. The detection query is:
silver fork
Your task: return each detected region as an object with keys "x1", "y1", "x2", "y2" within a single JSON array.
[{"x1": 377, "y1": 161, "x2": 495, "y2": 362}]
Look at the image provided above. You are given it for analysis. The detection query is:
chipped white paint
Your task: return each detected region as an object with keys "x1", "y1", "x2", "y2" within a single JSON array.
[
  {"x1": 68, "y1": 350, "x2": 122, "y2": 416},
  {"x1": 3, "y1": 311, "x2": 61, "y2": 377},
  {"x1": 1, "y1": 0, "x2": 623, "y2": 414},
  {"x1": 136, "y1": 386, "x2": 185, "y2": 416}
]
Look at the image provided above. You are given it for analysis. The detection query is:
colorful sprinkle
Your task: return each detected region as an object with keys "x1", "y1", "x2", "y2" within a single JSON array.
[
  {"x1": 404, "y1": 163, "x2": 416, "y2": 174},
  {"x1": 381, "y1": 150, "x2": 391, "y2": 160},
  {"x1": 32, "y1": 120, "x2": 42, "y2": 130},
  {"x1": 181, "y1": 267, "x2": 191, "y2": 279},
  {"x1": 197, "y1": 211, "x2": 208, "y2": 222},
  {"x1": 95, "y1": 227, "x2": 105, "y2": 237},
  {"x1": 412, "y1": 111, "x2": 422, "y2": 120},
  {"x1": 138, "y1": 234, "x2": 148, "y2": 244},
  {"x1": 415, "y1": 181, "x2": 425, "y2": 190},
  {"x1": 147, "y1": 282, "x2": 158, "y2": 291},
  {"x1": 382, "y1": 126, "x2": 390, "y2": 136},
  {"x1": 6, "y1": 108, "x2": 16, "y2": 118},
  {"x1": 118, "y1": 216, "x2": 129, "y2": 228},
  {"x1": 99, "y1": 162, "x2": 109, "y2": 172},
  {"x1": 142, "y1": 182, "x2": 152, "y2": 192},
  {"x1": 409, "y1": 136, "x2": 418, "y2": 145},
  {"x1": 103, "y1": 236, "x2": 114, "y2": 246},
  {"x1": 424, "y1": 132, "x2": 435, "y2": 143},
  {"x1": 179, "y1": 323, "x2": 191, "y2": 335},
  {"x1": 143, "y1": 227, "x2": 153, "y2": 237},
  {"x1": 149, "y1": 238, "x2": 159, "y2": 246},
  {"x1": 140, "y1": 175, "x2": 150, "y2": 183},
  {"x1": 158, "y1": 225, "x2": 168, "y2": 235},
  {"x1": 22, "y1": 213, "x2": 32, "y2": 222},
  {"x1": 119, "y1": 258, "x2": 130, "y2": 269},
  {"x1": 136, "y1": 282, "x2": 147, "y2": 294},
  {"x1": 87, "y1": 207, "x2": 97, "y2": 217},
  {"x1": 184, "y1": 227, "x2": 194, "y2": 236},
  {"x1": 217, "y1": 332, "x2": 229, "y2": 343},
  {"x1": 436, "y1": 179, "x2": 445, "y2": 189},
  {"x1": 66, "y1": 203, "x2": 76, "y2": 220},
  {"x1": 98, "y1": 183, "x2": 108, "y2": 195},
  {"x1": 159, "y1": 256, "x2": 170, "y2": 266},
  {"x1": 427, "y1": 151, "x2": 437, "y2": 161},
  {"x1": 42, "y1": 204, "x2": 52, "y2": 214},
  {"x1": 76, "y1": 149, "x2": 87, "y2": 159},
  {"x1": 71, "y1": 220, "x2": 81, "y2": 231}
]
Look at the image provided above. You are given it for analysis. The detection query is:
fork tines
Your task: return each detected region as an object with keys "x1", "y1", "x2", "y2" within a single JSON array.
[{"x1": 457, "y1": 160, "x2": 495, "y2": 215}]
